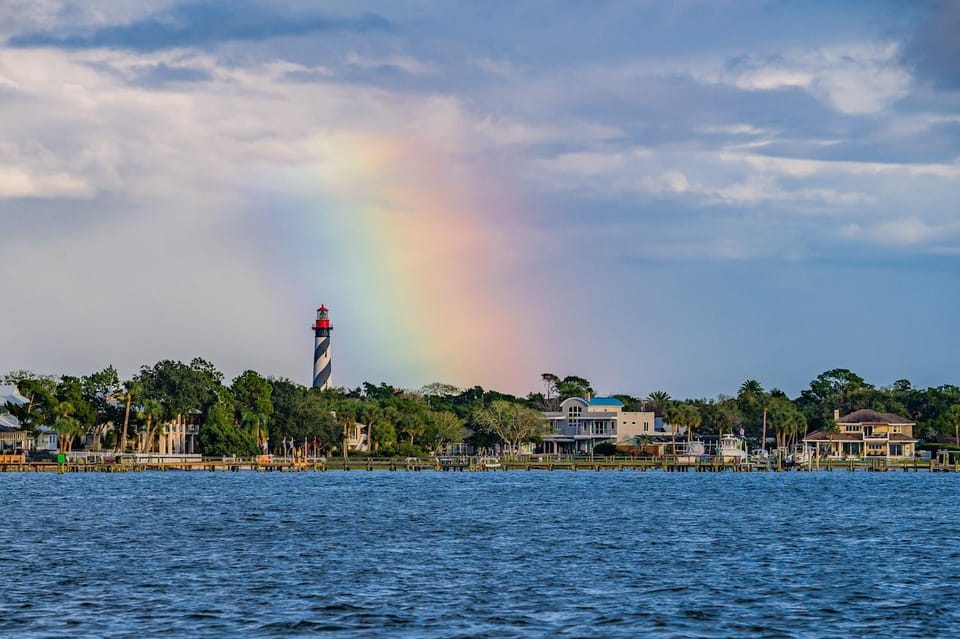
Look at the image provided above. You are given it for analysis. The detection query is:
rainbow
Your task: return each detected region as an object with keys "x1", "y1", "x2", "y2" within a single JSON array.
[{"x1": 264, "y1": 131, "x2": 546, "y2": 392}]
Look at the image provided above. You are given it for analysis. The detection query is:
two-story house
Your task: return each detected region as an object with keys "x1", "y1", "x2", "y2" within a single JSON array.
[
  {"x1": 539, "y1": 396, "x2": 661, "y2": 455},
  {"x1": 804, "y1": 409, "x2": 918, "y2": 459}
]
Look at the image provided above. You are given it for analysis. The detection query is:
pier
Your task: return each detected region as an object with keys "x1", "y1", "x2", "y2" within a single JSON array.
[{"x1": 1, "y1": 455, "x2": 958, "y2": 473}]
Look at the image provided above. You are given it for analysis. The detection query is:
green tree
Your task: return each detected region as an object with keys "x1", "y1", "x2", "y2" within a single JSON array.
[
  {"x1": 556, "y1": 376, "x2": 593, "y2": 400},
  {"x1": 425, "y1": 411, "x2": 465, "y2": 454},
  {"x1": 798, "y1": 369, "x2": 871, "y2": 430},
  {"x1": 768, "y1": 397, "x2": 807, "y2": 452},
  {"x1": 474, "y1": 400, "x2": 547, "y2": 458},
  {"x1": 55, "y1": 376, "x2": 97, "y2": 448},
  {"x1": 115, "y1": 380, "x2": 142, "y2": 453},
  {"x1": 81, "y1": 366, "x2": 121, "y2": 450},
  {"x1": 665, "y1": 402, "x2": 701, "y2": 456},
  {"x1": 737, "y1": 380, "x2": 766, "y2": 439},
  {"x1": 646, "y1": 391, "x2": 672, "y2": 417},
  {"x1": 943, "y1": 405, "x2": 960, "y2": 447},
  {"x1": 3, "y1": 374, "x2": 57, "y2": 437},
  {"x1": 232, "y1": 370, "x2": 273, "y2": 452},
  {"x1": 199, "y1": 396, "x2": 258, "y2": 457},
  {"x1": 138, "y1": 398, "x2": 166, "y2": 453}
]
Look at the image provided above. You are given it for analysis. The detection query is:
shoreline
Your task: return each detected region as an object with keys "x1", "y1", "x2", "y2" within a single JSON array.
[{"x1": 1, "y1": 457, "x2": 956, "y2": 474}]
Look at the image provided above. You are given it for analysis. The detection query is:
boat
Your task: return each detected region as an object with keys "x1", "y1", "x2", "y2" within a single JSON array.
[
  {"x1": 716, "y1": 434, "x2": 748, "y2": 463},
  {"x1": 787, "y1": 445, "x2": 814, "y2": 465},
  {"x1": 677, "y1": 439, "x2": 707, "y2": 463},
  {"x1": 478, "y1": 456, "x2": 501, "y2": 469}
]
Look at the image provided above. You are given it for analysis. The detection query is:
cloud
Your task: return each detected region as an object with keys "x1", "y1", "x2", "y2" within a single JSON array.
[
  {"x1": 841, "y1": 217, "x2": 960, "y2": 248},
  {"x1": 6, "y1": 2, "x2": 392, "y2": 51},
  {"x1": 345, "y1": 53, "x2": 433, "y2": 76},
  {"x1": 131, "y1": 62, "x2": 213, "y2": 84},
  {"x1": 705, "y1": 44, "x2": 912, "y2": 114},
  {"x1": 0, "y1": 165, "x2": 93, "y2": 198},
  {"x1": 900, "y1": 0, "x2": 960, "y2": 89}
]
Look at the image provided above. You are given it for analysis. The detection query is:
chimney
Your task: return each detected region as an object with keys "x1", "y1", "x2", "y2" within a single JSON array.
[
  {"x1": 585, "y1": 390, "x2": 593, "y2": 402},
  {"x1": 833, "y1": 409, "x2": 840, "y2": 421}
]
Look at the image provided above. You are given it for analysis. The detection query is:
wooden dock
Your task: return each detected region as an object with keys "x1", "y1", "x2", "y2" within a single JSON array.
[{"x1": 1, "y1": 456, "x2": 958, "y2": 474}]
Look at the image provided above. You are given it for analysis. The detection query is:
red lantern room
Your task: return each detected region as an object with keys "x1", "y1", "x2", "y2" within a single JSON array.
[{"x1": 314, "y1": 305, "x2": 332, "y2": 331}]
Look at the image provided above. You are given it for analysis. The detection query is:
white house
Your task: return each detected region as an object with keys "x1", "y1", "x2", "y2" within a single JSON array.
[
  {"x1": 540, "y1": 396, "x2": 664, "y2": 455},
  {"x1": 0, "y1": 385, "x2": 58, "y2": 452}
]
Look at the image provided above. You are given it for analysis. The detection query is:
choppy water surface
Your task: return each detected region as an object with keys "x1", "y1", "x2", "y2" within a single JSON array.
[{"x1": 2, "y1": 471, "x2": 959, "y2": 637}]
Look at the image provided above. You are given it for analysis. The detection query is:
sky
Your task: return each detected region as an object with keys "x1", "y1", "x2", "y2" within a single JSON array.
[{"x1": 1, "y1": 1, "x2": 959, "y2": 398}]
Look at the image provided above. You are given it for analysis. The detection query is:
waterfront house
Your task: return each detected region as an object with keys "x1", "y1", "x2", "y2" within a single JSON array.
[
  {"x1": 0, "y1": 413, "x2": 29, "y2": 451},
  {"x1": 35, "y1": 425, "x2": 58, "y2": 452},
  {"x1": 804, "y1": 409, "x2": 918, "y2": 459},
  {"x1": 346, "y1": 421, "x2": 370, "y2": 452},
  {"x1": 139, "y1": 414, "x2": 200, "y2": 454},
  {"x1": 0, "y1": 385, "x2": 29, "y2": 451},
  {"x1": 539, "y1": 397, "x2": 662, "y2": 455}
]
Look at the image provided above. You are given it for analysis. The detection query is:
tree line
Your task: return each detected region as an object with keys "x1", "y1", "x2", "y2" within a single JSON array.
[{"x1": 3, "y1": 364, "x2": 959, "y2": 457}]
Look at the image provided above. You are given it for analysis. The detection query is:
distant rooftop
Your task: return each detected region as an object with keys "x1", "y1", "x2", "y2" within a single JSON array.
[
  {"x1": 589, "y1": 397, "x2": 624, "y2": 407},
  {"x1": 837, "y1": 409, "x2": 914, "y2": 425},
  {"x1": 0, "y1": 385, "x2": 28, "y2": 408},
  {"x1": 0, "y1": 413, "x2": 21, "y2": 431}
]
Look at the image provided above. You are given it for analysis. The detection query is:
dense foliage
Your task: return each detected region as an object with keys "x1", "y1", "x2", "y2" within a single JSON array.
[{"x1": 3, "y1": 364, "x2": 959, "y2": 456}]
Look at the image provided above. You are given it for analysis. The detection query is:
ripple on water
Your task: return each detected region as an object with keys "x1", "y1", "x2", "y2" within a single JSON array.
[{"x1": 1, "y1": 472, "x2": 959, "y2": 637}]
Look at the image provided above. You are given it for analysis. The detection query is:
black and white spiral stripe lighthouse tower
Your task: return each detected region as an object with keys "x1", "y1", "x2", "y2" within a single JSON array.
[{"x1": 312, "y1": 305, "x2": 333, "y2": 390}]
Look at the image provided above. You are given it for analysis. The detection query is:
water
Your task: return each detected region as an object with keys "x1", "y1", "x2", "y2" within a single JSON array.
[{"x1": 1, "y1": 471, "x2": 958, "y2": 638}]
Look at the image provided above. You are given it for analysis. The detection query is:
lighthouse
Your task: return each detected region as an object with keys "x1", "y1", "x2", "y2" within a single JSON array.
[{"x1": 312, "y1": 305, "x2": 333, "y2": 390}]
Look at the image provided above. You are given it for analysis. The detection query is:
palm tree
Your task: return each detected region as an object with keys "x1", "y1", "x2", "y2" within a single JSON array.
[
  {"x1": 115, "y1": 380, "x2": 142, "y2": 453},
  {"x1": 139, "y1": 399, "x2": 164, "y2": 453},
  {"x1": 738, "y1": 379, "x2": 763, "y2": 397},
  {"x1": 664, "y1": 403, "x2": 701, "y2": 458},
  {"x1": 946, "y1": 405, "x2": 960, "y2": 449},
  {"x1": 646, "y1": 391, "x2": 672, "y2": 417},
  {"x1": 737, "y1": 380, "x2": 766, "y2": 441},
  {"x1": 53, "y1": 400, "x2": 83, "y2": 453}
]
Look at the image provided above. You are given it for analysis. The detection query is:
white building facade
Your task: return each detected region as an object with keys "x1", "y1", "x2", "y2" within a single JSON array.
[{"x1": 540, "y1": 397, "x2": 662, "y2": 455}]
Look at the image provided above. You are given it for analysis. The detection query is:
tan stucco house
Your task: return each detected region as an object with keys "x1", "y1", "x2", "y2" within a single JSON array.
[{"x1": 804, "y1": 409, "x2": 917, "y2": 459}]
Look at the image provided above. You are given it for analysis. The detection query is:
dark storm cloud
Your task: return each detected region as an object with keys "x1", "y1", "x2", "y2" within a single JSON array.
[
  {"x1": 900, "y1": 0, "x2": 960, "y2": 88},
  {"x1": 6, "y1": 1, "x2": 392, "y2": 51}
]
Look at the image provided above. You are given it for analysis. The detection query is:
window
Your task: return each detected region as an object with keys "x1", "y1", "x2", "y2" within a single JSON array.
[
  {"x1": 892, "y1": 425, "x2": 902, "y2": 434},
  {"x1": 643, "y1": 423, "x2": 649, "y2": 432},
  {"x1": 845, "y1": 424, "x2": 861, "y2": 433},
  {"x1": 568, "y1": 405, "x2": 582, "y2": 417}
]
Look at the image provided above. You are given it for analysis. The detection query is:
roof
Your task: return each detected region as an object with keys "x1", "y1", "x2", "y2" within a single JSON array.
[
  {"x1": 804, "y1": 431, "x2": 862, "y2": 442},
  {"x1": 889, "y1": 432, "x2": 919, "y2": 442},
  {"x1": 0, "y1": 414, "x2": 22, "y2": 431},
  {"x1": 804, "y1": 430, "x2": 918, "y2": 443},
  {"x1": 837, "y1": 409, "x2": 914, "y2": 425},
  {"x1": 589, "y1": 397, "x2": 624, "y2": 407},
  {"x1": 0, "y1": 385, "x2": 29, "y2": 408}
]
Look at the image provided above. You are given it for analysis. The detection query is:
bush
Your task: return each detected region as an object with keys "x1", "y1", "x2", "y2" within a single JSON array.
[
  {"x1": 396, "y1": 442, "x2": 425, "y2": 458},
  {"x1": 198, "y1": 421, "x2": 259, "y2": 457},
  {"x1": 592, "y1": 442, "x2": 619, "y2": 456},
  {"x1": 918, "y1": 442, "x2": 960, "y2": 452}
]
